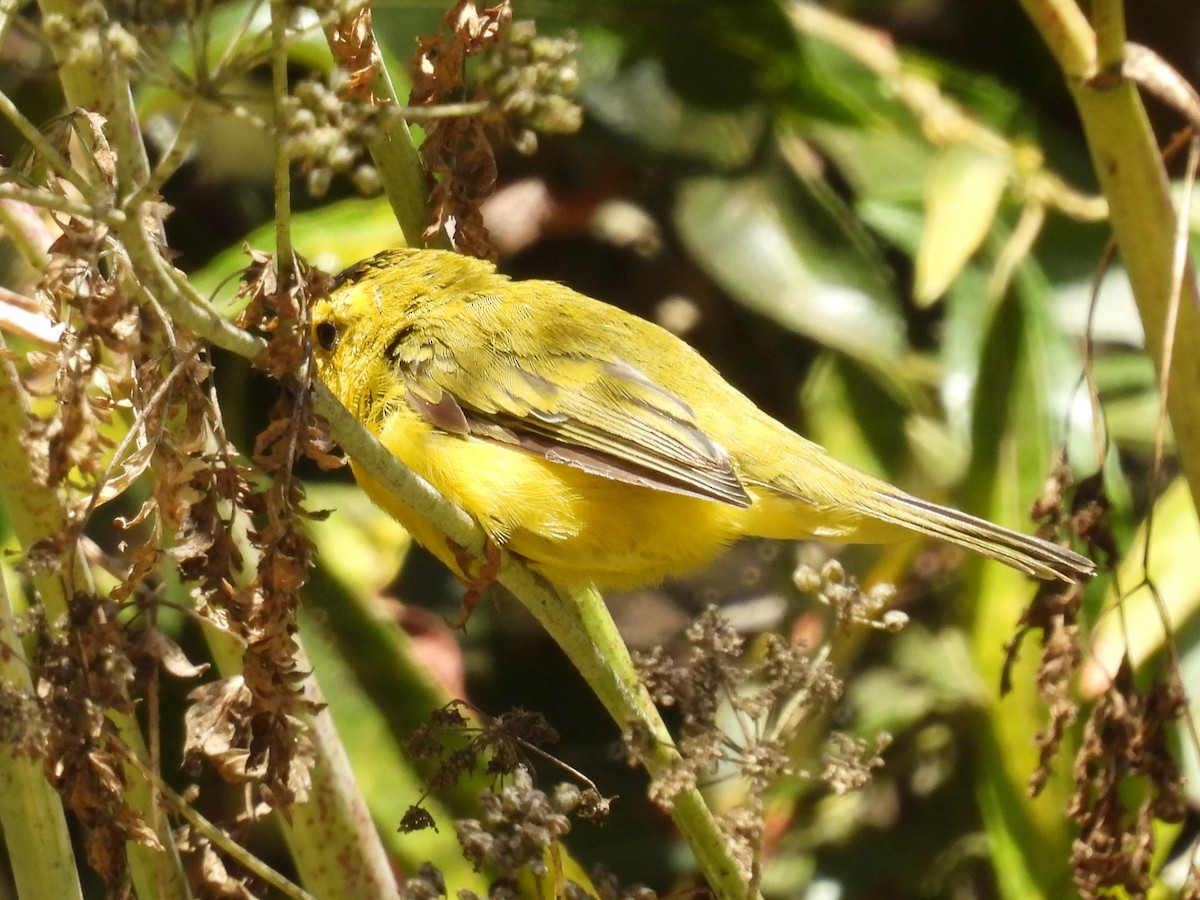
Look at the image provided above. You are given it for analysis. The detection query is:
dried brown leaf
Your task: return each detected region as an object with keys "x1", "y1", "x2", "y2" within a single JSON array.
[
  {"x1": 1068, "y1": 662, "x2": 1186, "y2": 898},
  {"x1": 32, "y1": 592, "x2": 161, "y2": 891},
  {"x1": 176, "y1": 823, "x2": 258, "y2": 900},
  {"x1": 184, "y1": 677, "x2": 258, "y2": 783},
  {"x1": 144, "y1": 628, "x2": 210, "y2": 680},
  {"x1": 409, "y1": 1, "x2": 512, "y2": 255},
  {"x1": 326, "y1": 4, "x2": 377, "y2": 100}
]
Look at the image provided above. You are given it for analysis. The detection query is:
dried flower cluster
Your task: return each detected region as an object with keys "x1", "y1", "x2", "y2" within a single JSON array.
[
  {"x1": 29, "y1": 595, "x2": 160, "y2": 892},
  {"x1": 3, "y1": 104, "x2": 333, "y2": 900},
  {"x1": 1069, "y1": 663, "x2": 1186, "y2": 898},
  {"x1": 402, "y1": 701, "x2": 607, "y2": 830},
  {"x1": 1002, "y1": 457, "x2": 1189, "y2": 896},
  {"x1": 473, "y1": 20, "x2": 582, "y2": 155},
  {"x1": 1001, "y1": 458, "x2": 1100, "y2": 791},
  {"x1": 282, "y1": 74, "x2": 396, "y2": 197},
  {"x1": 455, "y1": 766, "x2": 574, "y2": 879},
  {"x1": 409, "y1": 0, "x2": 582, "y2": 256},
  {"x1": 42, "y1": 2, "x2": 140, "y2": 69},
  {"x1": 793, "y1": 559, "x2": 907, "y2": 633},
  {"x1": 399, "y1": 703, "x2": 622, "y2": 897},
  {"x1": 629, "y1": 605, "x2": 891, "y2": 882}
]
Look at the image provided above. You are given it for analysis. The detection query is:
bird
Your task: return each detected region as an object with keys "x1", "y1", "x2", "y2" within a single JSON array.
[{"x1": 310, "y1": 247, "x2": 1094, "y2": 595}]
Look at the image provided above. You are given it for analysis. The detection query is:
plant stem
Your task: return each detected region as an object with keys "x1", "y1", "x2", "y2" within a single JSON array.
[
  {"x1": 1017, "y1": 0, "x2": 1095, "y2": 78},
  {"x1": 0, "y1": 347, "x2": 83, "y2": 900},
  {"x1": 271, "y1": 0, "x2": 294, "y2": 270},
  {"x1": 201, "y1": 626, "x2": 403, "y2": 900},
  {"x1": 1017, "y1": 0, "x2": 1200, "y2": 528},
  {"x1": 310, "y1": 386, "x2": 758, "y2": 898},
  {"x1": 1091, "y1": 0, "x2": 1126, "y2": 72},
  {"x1": 324, "y1": 6, "x2": 427, "y2": 245}
]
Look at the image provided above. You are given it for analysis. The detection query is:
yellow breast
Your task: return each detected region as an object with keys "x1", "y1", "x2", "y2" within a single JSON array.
[{"x1": 358, "y1": 402, "x2": 749, "y2": 590}]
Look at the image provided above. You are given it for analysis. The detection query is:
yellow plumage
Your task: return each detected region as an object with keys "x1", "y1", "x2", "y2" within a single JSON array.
[{"x1": 311, "y1": 248, "x2": 1093, "y2": 591}]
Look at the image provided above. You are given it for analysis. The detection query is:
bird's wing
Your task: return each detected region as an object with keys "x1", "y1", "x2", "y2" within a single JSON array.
[{"x1": 385, "y1": 314, "x2": 752, "y2": 508}]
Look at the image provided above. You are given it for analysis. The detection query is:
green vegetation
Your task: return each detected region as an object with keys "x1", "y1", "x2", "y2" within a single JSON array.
[{"x1": 0, "y1": 1, "x2": 1194, "y2": 897}]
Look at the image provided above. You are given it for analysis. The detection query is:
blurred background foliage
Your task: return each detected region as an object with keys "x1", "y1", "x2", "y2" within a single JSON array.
[{"x1": 3, "y1": 0, "x2": 1199, "y2": 897}]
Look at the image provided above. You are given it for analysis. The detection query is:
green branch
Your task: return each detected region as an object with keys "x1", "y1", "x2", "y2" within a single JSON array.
[
  {"x1": 271, "y1": 0, "x2": 294, "y2": 269},
  {"x1": 334, "y1": 8, "x2": 428, "y2": 246},
  {"x1": 311, "y1": 385, "x2": 758, "y2": 899}
]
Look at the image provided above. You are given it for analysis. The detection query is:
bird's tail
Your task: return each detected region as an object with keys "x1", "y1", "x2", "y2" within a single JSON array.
[{"x1": 867, "y1": 490, "x2": 1094, "y2": 584}]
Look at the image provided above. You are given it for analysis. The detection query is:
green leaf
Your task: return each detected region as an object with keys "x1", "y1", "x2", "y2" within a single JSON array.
[
  {"x1": 1087, "y1": 477, "x2": 1200, "y2": 684},
  {"x1": 589, "y1": 0, "x2": 802, "y2": 110},
  {"x1": 188, "y1": 197, "x2": 406, "y2": 311},
  {"x1": 1092, "y1": 350, "x2": 1173, "y2": 453},
  {"x1": 800, "y1": 353, "x2": 912, "y2": 482},
  {"x1": 580, "y1": 56, "x2": 766, "y2": 168},
  {"x1": 961, "y1": 260, "x2": 1084, "y2": 898},
  {"x1": 810, "y1": 125, "x2": 933, "y2": 209},
  {"x1": 914, "y1": 142, "x2": 1011, "y2": 307},
  {"x1": 674, "y1": 167, "x2": 912, "y2": 396}
]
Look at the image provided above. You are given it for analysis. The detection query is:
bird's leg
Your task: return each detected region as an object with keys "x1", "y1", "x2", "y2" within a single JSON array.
[{"x1": 445, "y1": 536, "x2": 503, "y2": 629}]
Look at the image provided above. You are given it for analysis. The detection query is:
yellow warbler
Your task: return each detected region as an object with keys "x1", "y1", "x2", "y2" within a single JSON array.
[{"x1": 312, "y1": 248, "x2": 1093, "y2": 592}]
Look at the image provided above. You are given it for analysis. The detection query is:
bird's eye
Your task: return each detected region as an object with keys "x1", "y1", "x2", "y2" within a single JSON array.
[{"x1": 315, "y1": 321, "x2": 339, "y2": 351}]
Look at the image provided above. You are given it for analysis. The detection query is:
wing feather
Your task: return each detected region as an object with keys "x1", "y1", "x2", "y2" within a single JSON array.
[{"x1": 386, "y1": 304, "x2": 751, "y2": 508}]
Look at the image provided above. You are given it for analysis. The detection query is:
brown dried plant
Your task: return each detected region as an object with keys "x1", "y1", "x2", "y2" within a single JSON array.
[
  {"x1": 409, "y1": 0, "x2": 581, "y2": 256},
  {"x1": 1004, "y1": 439, "x2": 1188, "y2": 897},
  {"x1": 629, "y1": 594, "x2": 893, "y2": 888},
  {"x1": 0, "y1": 15, "x2": 346, "y2": 895}
]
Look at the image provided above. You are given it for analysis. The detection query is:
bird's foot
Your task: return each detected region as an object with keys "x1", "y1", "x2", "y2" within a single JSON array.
[{"x1": 445, "y1": 537, "x2": 502, "y2": 629}]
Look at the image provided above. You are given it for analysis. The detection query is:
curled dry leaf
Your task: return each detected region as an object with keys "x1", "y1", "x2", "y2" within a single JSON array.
[
  {"x1": 326, "y1": 3, "x2": 378, "y2": 101},
  {"x1": 184, "y1": 677, "x2": 258, "y2": 783},
  {"x1": 144, "y1": 628, "x2": 210, "y2": 680},
  {"x1": 1068, "y1": 662, "x2": 1186, "y2": 898},
  {"x1": 410, "y1": 0, "x2": 512, "y2": 255},
  {"x1": 175, "y1": 823, "x2": 258, "y2": 900}
]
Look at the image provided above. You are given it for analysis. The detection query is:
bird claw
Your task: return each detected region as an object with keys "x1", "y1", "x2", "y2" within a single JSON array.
[{"x1": 444, "y1": 538, "x2": 502, "y2": 629}]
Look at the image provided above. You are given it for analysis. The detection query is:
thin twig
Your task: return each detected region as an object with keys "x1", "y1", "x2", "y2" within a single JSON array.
[
  {"x1": 0, "y1": 185, "x2": 126, "y2": 227},
  {"x1": 115, "y1": 744, "x2": 317, "y2": 900},
  {"x1": 0, "y1": 91, "x2": 92, "y2": 196},
  {"x1": 271, "y1": 0, "x2": 294, "y2": 273}
]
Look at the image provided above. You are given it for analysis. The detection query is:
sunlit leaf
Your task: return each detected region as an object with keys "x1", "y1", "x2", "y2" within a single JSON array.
[
  {"x1": 810, "y1": 126, "x2": 932, "y2": 209},
  {"x1": 962, "y1": 261, "x2": 1085, "y2": 899},
  {"x1": 914, "y1": 142, "x2": 1010, "y2": 308},
  {"x1": 189, "y1": 197, "x2": 405, "y2": 311},
  {"x1": 675, "y1": 168, "x2": 911, "y2": 395},
  {"x1": 1085, "y1": 478, "x2": 1200, "y2": 690},
  {"x1": 801, "y1": 354, "x2": 910, "y2": 481}
]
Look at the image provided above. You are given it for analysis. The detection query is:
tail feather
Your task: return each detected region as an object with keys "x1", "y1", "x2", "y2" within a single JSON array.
[{"x1": 870, "y1": 491, "x2": 1094, "y2": 584}]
